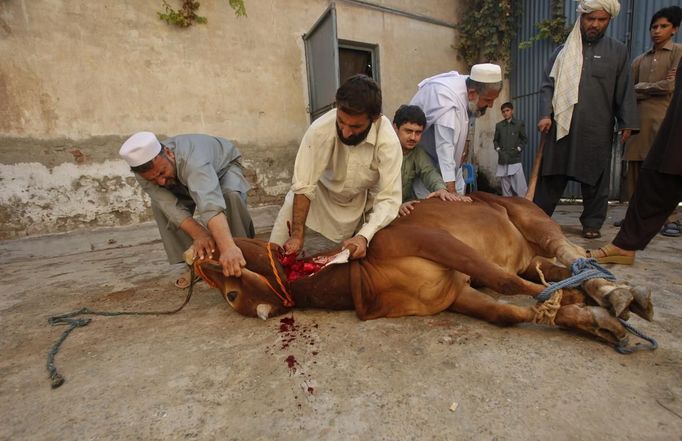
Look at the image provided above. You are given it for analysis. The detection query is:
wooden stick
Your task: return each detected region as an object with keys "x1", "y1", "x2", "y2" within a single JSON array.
[{"x1": 525, "y1": 134, "x2": 546, "y2": 201}]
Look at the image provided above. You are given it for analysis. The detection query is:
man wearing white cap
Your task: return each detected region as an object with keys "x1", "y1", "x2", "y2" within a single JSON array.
[
  {"x1": 409, "y1": 63, "x2": 503, "y2": 197},
  {"x1": 119, "y1": 133, "x2": 254, "y2": 285},
  {"x1": 535, "y1": 0, "x2": 638, "y2": 239}
]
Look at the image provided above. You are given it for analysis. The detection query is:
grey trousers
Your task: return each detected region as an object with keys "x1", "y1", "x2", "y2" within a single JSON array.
[
  {"x1": 500, "y1": 170, "x2": 528, "y2": 197},
  {"x1": 152, "y1": 190, "x2": 255, "y2": 264}
]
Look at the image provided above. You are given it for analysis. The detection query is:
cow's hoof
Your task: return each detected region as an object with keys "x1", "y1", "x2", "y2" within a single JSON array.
[
  {"x1": 588, "y1": 306, "x2": 628, "y2": 345},
  {"x1": 629, "y1": 286, "x2": 654, "y2": 322},
  {"x1": 604, "y1": 286, "x2": 633, "y2": 319}
]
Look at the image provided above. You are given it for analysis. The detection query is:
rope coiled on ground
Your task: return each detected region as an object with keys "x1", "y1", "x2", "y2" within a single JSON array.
[{"x1": 46, "y1": 268, "x2": 198, "y2": 388}]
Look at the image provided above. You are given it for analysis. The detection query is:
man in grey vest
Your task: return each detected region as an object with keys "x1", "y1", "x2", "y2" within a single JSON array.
[{"x1": 119, "y1": 132, "x2": 254, "y2": 287}]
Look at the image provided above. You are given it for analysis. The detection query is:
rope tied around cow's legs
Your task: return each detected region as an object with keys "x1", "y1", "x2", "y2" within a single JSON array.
[
  {"x1": 535, "y1": 258, "x2": 616, "y2": 302},
  {"x1": 532, "y1": 290, "x2": 563, "y2": 326},
  {"x1": 530, "y1": 262, "x2": 563, "y2": 325},
  {"x1": 46, "y1": 267, "x2": 199, "y2": 389},
  {"x1": 532, "y1": 258, "x2": 657, "y2": 353}
]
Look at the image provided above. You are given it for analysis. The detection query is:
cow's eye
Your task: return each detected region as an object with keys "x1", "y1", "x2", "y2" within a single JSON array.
[{"x1": 227, "y1": 291, "x2": 238, "y2": 302}]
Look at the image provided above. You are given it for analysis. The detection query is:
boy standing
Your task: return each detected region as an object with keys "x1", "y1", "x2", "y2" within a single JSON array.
[{"x1": 494, "y1": 102, "x2": 528, "y2": 197}]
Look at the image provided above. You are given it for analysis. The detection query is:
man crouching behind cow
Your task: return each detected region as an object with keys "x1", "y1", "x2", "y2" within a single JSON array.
[
  {"x1": 119, "y1": 132, "x2": 255, "y2": 287},
  {"x1": 269, "y1": 75, "x2": 403, "y2": 260},
  {"x1": 393, "y1": 104, "x2": 471, "y2": 217}
]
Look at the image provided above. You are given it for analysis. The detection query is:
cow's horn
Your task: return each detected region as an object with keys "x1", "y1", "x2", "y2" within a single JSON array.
[{"x1": 256, "y1": 304, "x2": 272, "y2": 321}]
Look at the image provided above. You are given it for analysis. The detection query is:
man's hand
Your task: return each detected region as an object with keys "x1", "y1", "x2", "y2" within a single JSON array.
[
  {"x1": 192, "y1": 232, "x2": 216, "y2": 260},
  {"x1": 427, "y1": 189, "x2": 472, "y2": 203},
  {"x1": 342, "y1": 235, "x2": 368, "y2": 260},
  {"x1": 399, "y1": 200, "x2": 420, "y2": 216},
  {"x1": 620, "y1": 129, "x2": 632, "y2": 144},
  {"x1": 667, "y1": 68, "x2": 677, "y2": 81},
  {"x1": 537, "y1": 117, "x2": 552, "y2": 134},
  {"x1": 445, "y1": 181, "x2": 456, "y2": 193},
  {"x1": 282, "y1": 237, "x2": 303, "y2": 256},
  {"x1": 218, "y1": 243, "x2": 247, "y2": 277}
]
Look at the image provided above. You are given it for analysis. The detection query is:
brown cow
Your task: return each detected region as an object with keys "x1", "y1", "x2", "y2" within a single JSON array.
[{"x1": 189, "y1": 192, "x2": 654, "y2": 351}]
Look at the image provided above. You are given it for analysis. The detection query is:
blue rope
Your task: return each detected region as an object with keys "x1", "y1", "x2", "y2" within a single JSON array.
[
  {"x1": 535, "y1": 258, "x2": 616, "y2": 302},
  {"x1": 533, "y1": 258, "x2": 658, "y2": 353},
  {"x1": 615, "y1": 318, "x2": 658, "y2": 354}
]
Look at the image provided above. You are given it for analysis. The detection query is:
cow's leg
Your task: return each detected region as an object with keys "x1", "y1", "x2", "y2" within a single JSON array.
[
  {"x1": 373, "y1": 225, "x2": 547, "y2": 297},
  {"x1": 581, "y1": 279, "x2": 653, "y2": 321},
  {"x1": 472, "y1": 195, "x2": 653, "y2": 321},
  {"x1": 471, "y1": 193, "x2": 586, "y2": 263},
  {"x1": 448, "y1": 285, "x2": 535, "y2": 325},
  {"x1": 450, "y1": 285, "x2": 629, "y2": 347},
  {"x1": 521, "y1": 257, "x2": 652, "y2": 321},
  {"x1": 519, "y1": 257, "x2": 587, "y2": 306},
  {"x1": 519, "y1": 256, "x2": 571, "y2": 282},
  {"x1": 554, "y1": 304, "x2": 628, "y2": 346}
]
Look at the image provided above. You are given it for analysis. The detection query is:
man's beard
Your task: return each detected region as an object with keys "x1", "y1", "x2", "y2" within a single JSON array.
[
  {"x1": 581, "y1": 27, "x2": 605, "y2": 43},
  {"x1": 336, "y1": 122, "x2": 373, "y2": 146},
  {"x1": 468, "y1": 100, "x2": 487, "y2": 118},
  {"x1": 163, "y1": 178, "x2": 179, "y2": 189}
]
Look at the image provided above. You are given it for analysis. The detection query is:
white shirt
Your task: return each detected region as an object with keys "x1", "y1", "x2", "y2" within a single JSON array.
[
  {"x1": 280, "y1": 109, "x2": 402, "y2": 244},
  {"x1": 410, "y1": 71, "x2": 470, "y2": 183}
]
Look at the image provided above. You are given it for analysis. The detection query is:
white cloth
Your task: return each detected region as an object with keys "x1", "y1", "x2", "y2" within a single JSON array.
[
  {"x1": 495, "y1": 162, "x2": 524, "y2": 178},
  {"x1": 269, "y1": 109, "x2": 402, "y2": 245},
  {"x1": 496, "y1": 163, "x2": 527, "y2": 197},
  {"x1": 409, "y1": 72, "x2": 469, "y2": 183},
  {"x1": 579, "y1": 0, "x2": 620, "y2": 17},
  {"x1": 550, "y1": 0, "x2": 622, "y2": 140}
]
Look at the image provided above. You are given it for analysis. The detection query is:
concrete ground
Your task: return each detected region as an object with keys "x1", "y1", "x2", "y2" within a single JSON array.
[{"x1": 1, "y1": 203, "x2": 681, "y2": 441}]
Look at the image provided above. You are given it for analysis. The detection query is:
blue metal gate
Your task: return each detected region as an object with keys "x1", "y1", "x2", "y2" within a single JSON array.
[{"x1": 511, "y1": 0, "x2": 681, "y2": 200}]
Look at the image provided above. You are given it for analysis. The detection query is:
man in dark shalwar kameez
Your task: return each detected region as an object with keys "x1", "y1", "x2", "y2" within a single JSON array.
[
  {"x1": 587, "y1": 59, "x2": 682, "y2": 264},
  {"x1": 535, "y1": 0, "x2": 639, "y2": 239}
]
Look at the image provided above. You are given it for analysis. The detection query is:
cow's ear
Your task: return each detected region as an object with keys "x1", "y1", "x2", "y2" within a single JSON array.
[{"x1": 194, "y1": 260, "x2": 225, "y2": 290}]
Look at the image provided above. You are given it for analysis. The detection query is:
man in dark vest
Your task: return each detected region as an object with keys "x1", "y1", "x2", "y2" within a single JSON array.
[{"x1": 535, "y1": 0, "x2": 639, "y2": 239}]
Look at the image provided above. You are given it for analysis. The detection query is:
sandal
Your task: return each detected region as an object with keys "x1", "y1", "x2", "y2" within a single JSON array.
[
  {"x1": 660, "y1": 222, "x2": 681, "y2": 238},
  {"x1": 585, "y1": 244, "x2": 635, "y2": 265},
  {"x1": 582, "y1": 228, "x2": 602, "y2": 239}
]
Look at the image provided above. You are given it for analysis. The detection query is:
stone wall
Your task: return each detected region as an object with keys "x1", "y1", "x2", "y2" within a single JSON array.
[{"x1": 0, "y1": 0, "x2": 506, "y2": 239}]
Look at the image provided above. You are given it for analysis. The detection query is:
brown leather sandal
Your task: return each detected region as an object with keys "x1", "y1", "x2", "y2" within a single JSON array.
[{"x1": 585, "y1": 244, "x2": 635, "y2": 265}]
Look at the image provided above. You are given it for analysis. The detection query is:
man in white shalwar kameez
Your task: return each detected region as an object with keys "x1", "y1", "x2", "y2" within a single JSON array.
[{"x1": 409, "y1": 63, "x2": 504, "y2": 197}]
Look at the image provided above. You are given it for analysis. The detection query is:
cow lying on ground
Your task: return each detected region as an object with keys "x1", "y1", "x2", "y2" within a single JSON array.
[{"x1": 189, "y1": 192, "x2": 654, "y2": 351}]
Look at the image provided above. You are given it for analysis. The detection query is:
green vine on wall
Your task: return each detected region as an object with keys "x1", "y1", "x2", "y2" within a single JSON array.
[
  {"x1": 455, "y1": 0, "x2": 523, "y2": 74},
  {"x1": 158, "y1": 0, "x2": 246, "y2": 28},
  {"x1": 519, "y1": 0, "x2": 571, "y2": 48}
]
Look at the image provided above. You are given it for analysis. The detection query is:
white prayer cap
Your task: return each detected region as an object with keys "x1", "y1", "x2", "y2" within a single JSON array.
[
  {"x1": 119, "y1": 132, "x2": 162, "y2": 167},
  {"x1": 470, "y1": 63, "x2": 502, "y2": 83},
  {"x1": 578, "y1": 0, "x2": 620, "y2": 17}
]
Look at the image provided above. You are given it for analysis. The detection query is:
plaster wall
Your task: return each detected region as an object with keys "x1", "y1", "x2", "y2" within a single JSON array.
[
  {"x1": 0, "y1": 0, "x2": 493, "y2": 240},
  {"x1": 336, "y1": 1, "x2": 510, "y2": 190}
]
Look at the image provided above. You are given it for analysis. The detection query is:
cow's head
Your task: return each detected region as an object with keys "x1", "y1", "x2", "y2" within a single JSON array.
[{"x1": 188, "y1": 238, "x2": 293, "y2": 320}]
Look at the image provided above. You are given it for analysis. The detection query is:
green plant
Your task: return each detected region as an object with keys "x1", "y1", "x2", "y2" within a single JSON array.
[
  {"x1": 158, "y1": 0, "x2": 246, "y2": 28},
  {"x1": 519, "y1": 0, "x2": 571, "y2": 48},
  {"x1": 455, "y1": 0, "x2": 523, "y2": 74},
  {"x1": 228, "y1": 0, "x2": 247, "y2": 17}
]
